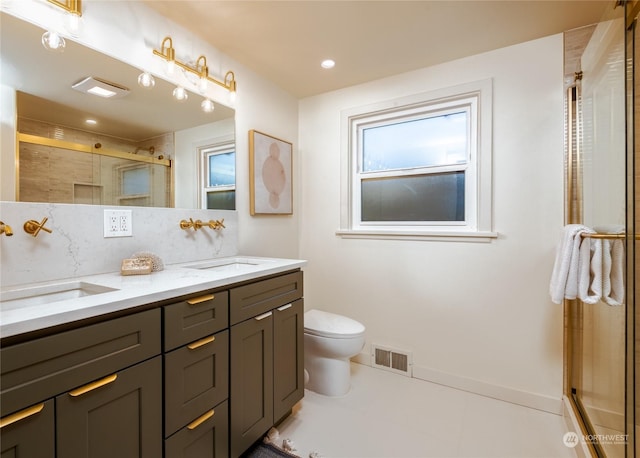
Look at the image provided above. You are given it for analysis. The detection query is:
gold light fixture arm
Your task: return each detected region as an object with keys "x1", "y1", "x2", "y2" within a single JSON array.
[
  {"x1": 46, "y1": 0, "x2": 82, "y2": 16},
  {"x1": 152, "y1": 36, "x2": 237, "y2": 93}
]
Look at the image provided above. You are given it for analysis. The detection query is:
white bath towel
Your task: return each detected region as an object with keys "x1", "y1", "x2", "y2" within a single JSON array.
[
  {"x1": 594, "y1": 225, "x2": 625, "y2": 306},
  {"x1": 603, "y1": 238, "x2": 625, "y2": 306},
  {"x1": 549, "y1": 224, "x2": 595, "y2": 304},
  {"x1": 577, "y1": 236, "x2": 602, "y2": 304}
]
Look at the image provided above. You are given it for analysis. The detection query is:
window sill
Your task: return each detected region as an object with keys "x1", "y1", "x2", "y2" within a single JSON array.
[{"x1": 335, "y1": 229, "x2": 498, "y2": 242}]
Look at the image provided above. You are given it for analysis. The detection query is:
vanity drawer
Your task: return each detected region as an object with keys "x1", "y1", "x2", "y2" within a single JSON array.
[
  {"x1": 163, "y1": 291, "x2": 228, "y2": 352},
  {"x1": 164, "y1": 329, "x2": 229, "y2": 437},
  {"x1": 0, "y1": 308, "x2": 161, "y2": 417},
  {"x1": 164, "y1": 399, "x2": 229, "y2": 458},
  {"x1": 229, "y1": 271, "x2": 303, "y2": 325}
]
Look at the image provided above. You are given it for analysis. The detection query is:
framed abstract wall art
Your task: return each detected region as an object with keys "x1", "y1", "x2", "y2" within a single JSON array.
[{"x1": 249, "y1": 130, "x2": 293, "y2": 215}]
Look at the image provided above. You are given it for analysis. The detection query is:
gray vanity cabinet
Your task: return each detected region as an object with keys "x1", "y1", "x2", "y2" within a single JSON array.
[
  {"x1": 273, "y1": 299, "x2": 304, "y2": 422},
  {"x1": 0, "y1": 308, "x2": 162, "y2": 458},
  {"x1": 229, "y1": 272, "x2": 304, "y2": 457},
  {"x1": 163, "y1": 291, "x2": 230, "y2": 457},
  {"x1": 56, "y1": 356, "x2": 162, "y2": 458},
  {"x1": 0, "y1": 399, "x2": 55, "y2": 458}
]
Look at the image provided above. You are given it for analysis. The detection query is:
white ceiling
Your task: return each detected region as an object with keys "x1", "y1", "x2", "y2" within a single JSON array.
[{"x1": 142, "y1": 0, "x2": 611, "y2": 99}]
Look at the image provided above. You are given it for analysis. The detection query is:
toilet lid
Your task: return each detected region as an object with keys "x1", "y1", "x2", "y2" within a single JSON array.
[{"x1": 304, "y1": 309, "x2": 365, "y2": 338}]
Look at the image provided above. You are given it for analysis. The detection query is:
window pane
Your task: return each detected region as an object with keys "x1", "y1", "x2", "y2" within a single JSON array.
[
  {"x1": 208, "y1": 152, "x2": 235, "y2": 186},
  {"x1": 122, "y1": 167, "x2": 150, "y2": 195},
  {"x1": 361, "y1": 171, "x2": 464, "y2": 222},
  {"x1": 362, "y1": 111, "x2": 467, "y2": 172},
  {"x1": 207, "y1": 190, "x2": 236, "y2": 210}
]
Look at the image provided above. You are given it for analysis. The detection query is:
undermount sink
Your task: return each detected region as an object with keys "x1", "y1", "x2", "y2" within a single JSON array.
[
  {"x1": 0, "y1": 281, "x2": 118, "y2": 311},
  {"x1": 184, "y1": 257, "x2": 274, "y2": 272}
]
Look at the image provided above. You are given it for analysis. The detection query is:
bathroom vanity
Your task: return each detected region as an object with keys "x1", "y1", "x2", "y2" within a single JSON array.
[{"x1": 0, "y1": 257, "x2": 305, "y2": 458}]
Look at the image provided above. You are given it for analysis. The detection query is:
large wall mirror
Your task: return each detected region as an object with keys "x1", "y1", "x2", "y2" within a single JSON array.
[{"x1": 0, "y1": 12, "x2": 236, "y2": 210}]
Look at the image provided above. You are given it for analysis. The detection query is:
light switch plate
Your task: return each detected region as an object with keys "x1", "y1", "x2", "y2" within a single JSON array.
[{"x1": 104, "y1": 209, "x2": 132, "y2": 237}]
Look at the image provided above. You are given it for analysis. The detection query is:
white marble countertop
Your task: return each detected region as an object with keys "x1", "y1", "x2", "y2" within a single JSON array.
[{"x1": 0, "y1": 256, "x2": 307, "y2": 340}]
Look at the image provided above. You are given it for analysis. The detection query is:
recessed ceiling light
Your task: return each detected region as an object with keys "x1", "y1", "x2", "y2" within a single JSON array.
[
  {"x1": 85, "y1": 119, "x2": 97, "y2": 125},
  {"x1": 71, "y1": 76, "x2": 130, "y2": 99},
  {"x1": 321, "y1": 59, "x2": 335, "y2": 69}
]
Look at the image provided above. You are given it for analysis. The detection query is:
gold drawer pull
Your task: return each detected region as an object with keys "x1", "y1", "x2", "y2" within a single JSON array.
[
  {"x1": 69, "y1": 374, "x2": 118, "y2": 397},
  {"x1": 187, "y1": 294, "x2": 215, "y2": 305},
  {"x1": 255, "y1": 311, "x2": 272, "y2": 321},
  {"x1": 187, "y1": 335, "x2": 215, "y2": 350},
  {"x1": 187, "y1": 409, "x2": 214, "y2": 430},
  {"x1": 277, "y1": 303, "x2": 292, "y2": 312},
  {"x1": 0, "y1": 403, "x2": 45, "y2": 429}
]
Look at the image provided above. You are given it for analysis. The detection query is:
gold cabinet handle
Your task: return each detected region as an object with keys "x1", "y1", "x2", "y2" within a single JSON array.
[
  {"x1": 0, "y1": 403, "x2": 45, "y2": 429},
  {"x1": 277, "y1": 304, "x2": 292, "y2": 312},
  {"x1": 69, "y1": 374, "x2": 118, "y2": 397},
  {"x1": 187, "y1": 294, "x2": 214, "y2": 305},
  {"x1": 255, "y1": 311, "x2": 273, "y2": 321},
  {"x1": 187, "y1": 335, "x2": 215, "y2": 350},
  {"x1": 187, "y1": 409, "x2": 214, "y2": 430}
]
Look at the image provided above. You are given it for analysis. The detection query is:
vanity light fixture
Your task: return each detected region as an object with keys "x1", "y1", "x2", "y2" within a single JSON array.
[
  {"x1": 201, "y1": 98, "x2": 215, "y2": 113},
  {"x1": 172, "y1": 85, "x2": 189, "y2": 102},
  {"x1": 42, "y1": 31, "x2": 66, "y2": 52},
  {"x1": 42, "y1": 0, "x2": 82, "y2": 51},
  {"x1": 137, "y1": 71, "x2": 156, "y2": 89},
  {"x1": 152, "y1": 36, "x2": 237, "y2": 96}
]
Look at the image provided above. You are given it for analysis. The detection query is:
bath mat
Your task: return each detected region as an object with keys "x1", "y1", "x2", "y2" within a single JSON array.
[
  {"x1": 243, "y1": 441, "x2": 300, "y2": 458},
  {"x1": 243, "y1": 427, "x2": 321, "y2": 458}
]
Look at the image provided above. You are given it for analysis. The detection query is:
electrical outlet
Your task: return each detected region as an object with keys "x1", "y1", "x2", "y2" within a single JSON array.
[{"x1": 104, "y1": 210, "x2": 132, "y2": 237}]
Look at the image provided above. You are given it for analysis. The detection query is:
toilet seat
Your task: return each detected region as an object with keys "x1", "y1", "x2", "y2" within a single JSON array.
[{"x1": 304, "y1": 309, "x2": 365, "y2": 339}]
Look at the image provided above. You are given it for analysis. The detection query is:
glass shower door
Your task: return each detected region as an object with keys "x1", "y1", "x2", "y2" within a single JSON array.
[{"x1": 567, "y1": 3, "x2": 628, "y2": 457}]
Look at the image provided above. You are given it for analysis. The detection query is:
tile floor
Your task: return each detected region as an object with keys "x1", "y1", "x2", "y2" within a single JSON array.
[{"x1": 276, "y1": 363, "x2": 576, "y2": 458}]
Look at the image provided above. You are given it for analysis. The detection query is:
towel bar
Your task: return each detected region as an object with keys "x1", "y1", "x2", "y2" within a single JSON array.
[{"x1": 580, "y1": 233, "x2": 639, "y2": 239}]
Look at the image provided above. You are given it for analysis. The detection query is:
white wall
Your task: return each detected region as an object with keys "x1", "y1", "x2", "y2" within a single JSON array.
[{"x1": 298, "y1": 35, "x2": 566, "y2": 412}]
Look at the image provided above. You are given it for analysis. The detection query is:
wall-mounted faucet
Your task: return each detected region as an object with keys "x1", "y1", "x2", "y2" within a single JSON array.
[
  {"x1": 179, "y1": 218, "x2": 195, "y2": 230},
  {"x1": 24, "y1": 217, "x2": 53, "y2": 237},
  {"x1": 0, "y1": 221, "x2": 13, "y2": 236},
  {"x1": 179, "y1": 218, "x2": 225, "y2": 231}
]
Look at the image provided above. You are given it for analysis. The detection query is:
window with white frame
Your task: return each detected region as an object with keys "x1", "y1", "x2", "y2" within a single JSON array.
[
  {"x1": 201, "y1": 142, "x2": 235, "y2": 210},
  {"x1": 339, "y1": 79, "x2": 495, "y2": 241}
]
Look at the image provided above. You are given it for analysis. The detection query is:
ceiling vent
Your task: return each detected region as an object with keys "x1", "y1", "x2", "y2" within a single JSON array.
[{"x1": 72, "y1": 76, "x2": 130, "y2": 99}]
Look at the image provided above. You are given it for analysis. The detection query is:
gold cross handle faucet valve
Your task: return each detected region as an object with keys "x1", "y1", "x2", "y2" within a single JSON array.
[
  {"x1": 24, "y1": 217, "x2": 52, "y2": 237},
  {"x1": 180, "y1": 218, "x2": 195, "y2": 230}
]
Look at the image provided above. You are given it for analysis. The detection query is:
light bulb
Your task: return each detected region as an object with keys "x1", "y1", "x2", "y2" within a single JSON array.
[
  {"x1": 172, "y1": 86, "x2": 188, "y2": 102},
  {"x1": 137, "y1": 72, "x2": 156, "y2": 89},
  {"x1": 201, "y1": 99, "x2": 215, "y2": 113},
  {"x1": 65, "y1": 12, "x2": 83, "y2": 37},
  {"x1": 166, "y1": 60, "x2": 176, "y2": 76},
  {"x1": 321, "y1": 59, "x2": 335, "y2": 69},
  {"x1": 228, "y1": 90, "x2": 237, "y2": 104},
  {"x1": 41, "y1": 31, "x2": 66, "y2": 52},
  {"x1": 198, "y1": 77, "x2": 208, "y2": 94}
]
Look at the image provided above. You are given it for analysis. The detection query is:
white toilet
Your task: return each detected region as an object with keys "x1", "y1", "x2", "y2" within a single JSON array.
[{"x1": 303, "y1": 309, "x2": 366, "y2": 396}]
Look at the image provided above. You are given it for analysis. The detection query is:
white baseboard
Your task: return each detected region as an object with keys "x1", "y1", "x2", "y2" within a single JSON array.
[{"x1": 351, "y1": 351, "x2": 563, "y2": 415}]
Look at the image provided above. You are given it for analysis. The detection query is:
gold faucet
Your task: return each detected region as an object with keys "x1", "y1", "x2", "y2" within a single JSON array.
[
  {"x1": 0, "y1": 221, "x2": 13, "y2": 236},
  {"x1": 209, "y1": 218, "x2": 225, "y2": 230},
  {"x1": 180, "y1": 218, "x2": 225, "y2": 231},
  {"x1": 201, "y1": 219, "x2": 226, "y2": 230},
  {"x1": 23, "y1": 217, "x2": 53, "y2": 237},
  {"x1": 180, "y1": 218, "x2": 195, "y2": 230}
]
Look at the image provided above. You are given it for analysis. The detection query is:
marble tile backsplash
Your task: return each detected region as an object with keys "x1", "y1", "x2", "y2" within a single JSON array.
[{"x1": 0, "y1": 202, "x2": 238, "y2": 287}]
